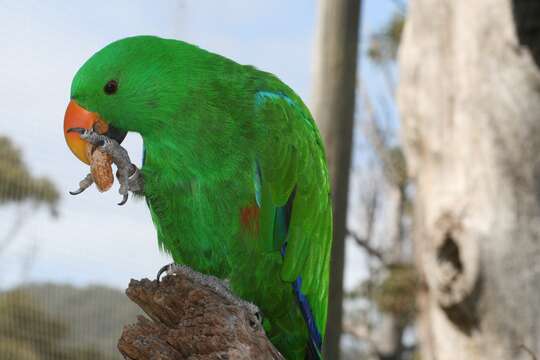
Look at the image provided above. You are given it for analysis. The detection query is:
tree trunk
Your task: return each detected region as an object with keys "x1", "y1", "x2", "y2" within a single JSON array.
[
  {"x1": 118, "y1": 270, "x2": 284, "y2": 360},
  {"x1": 398, "y1": 1, "x2": 540, "y2": 359},
  {"x1": 312, "y1": 1, "x2": 362, "y2": 358}
]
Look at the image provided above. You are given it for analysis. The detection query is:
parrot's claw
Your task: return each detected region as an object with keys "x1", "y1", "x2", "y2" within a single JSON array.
[
  {"x1": 156, "y1": 263, "x2": 187, "y2": 284},
  {"x1": 69, "y1": 188, "x2": 85, "y2": 195},
  {"x1": 127, "y1": 165, "x2": 144, "y2": 194},
  {"x1": 156, "y1": 263, "x2": 171, "y2": 283},
  {"x1": 66, "y1": 127, "x2": 86, "y2": 135},
  {"x1": 69, "y1": 173, "x2": 93, "y2": 195},
  {"x1": 69, "y1": 128, "x2": 144, "y2": 205},
  {"x1": 118, "y1": 194, "x2": 129, "y2": 206}
]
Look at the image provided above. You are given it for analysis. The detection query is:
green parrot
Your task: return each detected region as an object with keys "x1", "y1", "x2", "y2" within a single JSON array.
[{"x1": 63, "y1": 36, "x2": 332, "y2": 359}]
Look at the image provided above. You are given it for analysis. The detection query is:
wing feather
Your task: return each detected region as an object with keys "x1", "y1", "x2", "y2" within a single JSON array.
[{"x1": 255, "y1": 90, "x2": 332, "y2": 336}]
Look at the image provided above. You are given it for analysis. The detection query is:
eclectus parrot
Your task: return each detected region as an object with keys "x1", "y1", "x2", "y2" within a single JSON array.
[{"x1": 63, "y1": 36, "x2": 332, "y2": 359}]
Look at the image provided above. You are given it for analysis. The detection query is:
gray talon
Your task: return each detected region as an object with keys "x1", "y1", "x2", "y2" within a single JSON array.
[
  {"x1": 66, "y1": 127, "x2": 86, "y2": 134},
  {"x1": 69, "y1": 188, "x2": 84, "y2": 195},
  {"x1": 69, "y1": 173, "x2": 93, "y2": 195},
  {"x1": 118, "y1": 194, "x2": 128, "y2": 206},
  {"x1": 69, "y1": 129, "x2": 144, "y2": 205},
  {"x1": 156, "y1": 263, "x2": 172, "y2": 283}
]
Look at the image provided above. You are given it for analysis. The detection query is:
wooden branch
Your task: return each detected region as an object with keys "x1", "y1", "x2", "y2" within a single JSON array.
[
  {"x1": 118, "y1": 270, "x2": 284, "y2": 360},
  {"x1": 519, "y1": 344, "x2": 538, "y2": 360},
  {"x1": 347, "y1": 230, "x2": 387, "y2": 264}
]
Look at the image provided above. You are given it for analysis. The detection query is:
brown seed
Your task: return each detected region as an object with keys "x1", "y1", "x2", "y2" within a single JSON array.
[{"x1": 89, "y1": 145, "x2": 114, "y2": 192}]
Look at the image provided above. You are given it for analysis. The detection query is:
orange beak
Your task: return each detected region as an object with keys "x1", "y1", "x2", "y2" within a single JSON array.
[{"x1": 64, "y1": 100, "x2": 120, "y2": 165}]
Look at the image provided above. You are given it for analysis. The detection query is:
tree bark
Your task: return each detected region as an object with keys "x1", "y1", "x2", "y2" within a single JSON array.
[
  {"x1": 117, "y1": 271, "x2": 284, "y2": 360},
  {"x1": 399, "y1": 1, "x2": 540, "y2": 359},
  {"x1": 312, "y1": 1, "x2": 362, "y2": 358}
]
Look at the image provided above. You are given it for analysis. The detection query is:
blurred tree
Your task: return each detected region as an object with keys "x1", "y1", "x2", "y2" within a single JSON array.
[
  {"x1": 367, "y1": 12, "x2": 405, "y2": 95},
  {"x1": 399, "y1": 0, "x2": 540, "y2": 359},
  {"x1": 0, "y1": 137, "x2": 79, "y2": 358},
  {"x1": 367, "y1": 12, "x2": 404, "y2": 65},
  {"x1": 341, "y1": 8, "x2": 422, "y2": 360},
  {"x1": 0, "y1": 136, "x2": 58, "y2": 209},
  {"x1": 0, "y1": 338, "x2": 40, "y2": 360},
  {"x1": 312, "y1": 0, "x2": 362, "y2": 359},
  {"x1": 0, "y1": 289, "x2": 111, "y2": 360},
  {"x1": 0, "y1": 135, "x2": 59, "y2": 254}
]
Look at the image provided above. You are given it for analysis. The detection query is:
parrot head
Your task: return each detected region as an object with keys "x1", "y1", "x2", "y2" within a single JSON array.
[{"x1": 64, "y1": 36, "x2": 184, "y2": 164}]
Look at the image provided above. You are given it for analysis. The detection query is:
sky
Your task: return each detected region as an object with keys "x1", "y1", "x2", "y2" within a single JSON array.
[{"x1": 0, "y1": 0, "x2": 401, "y2": 291}]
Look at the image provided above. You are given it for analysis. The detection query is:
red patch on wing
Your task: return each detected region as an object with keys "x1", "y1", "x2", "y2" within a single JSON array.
[{"x1": 240, "y1": 204, "x2": 260, "y2": 235}]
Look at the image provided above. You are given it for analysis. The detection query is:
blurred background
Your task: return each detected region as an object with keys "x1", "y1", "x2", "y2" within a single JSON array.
[{"x1": 1, "y1": 0, "x2": 539, "y2": 359}]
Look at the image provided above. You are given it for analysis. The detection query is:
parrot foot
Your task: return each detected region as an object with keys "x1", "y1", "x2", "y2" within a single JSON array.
[
  {"x1": 157, "y1": 263, "x2": 263, "y2": 322},
  {"x1": 69, "y1": 173, "x2": 94, "y2": 195},
  {"x1": 67, "y1": 128, "x2": 144, "y2": 205},
  {"x1": 127, "y1": 164, "x2": 144, "y2": 195}
]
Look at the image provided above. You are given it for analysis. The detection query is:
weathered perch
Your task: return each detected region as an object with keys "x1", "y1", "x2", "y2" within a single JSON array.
[{"x1": 117, "y1": 267, "x2": 284, "y2": 360}]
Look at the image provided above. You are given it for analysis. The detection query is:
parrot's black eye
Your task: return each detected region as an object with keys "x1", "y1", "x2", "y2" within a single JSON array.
[{"x1": 104, "y1": 80, "x2": 118, "y2": 95}]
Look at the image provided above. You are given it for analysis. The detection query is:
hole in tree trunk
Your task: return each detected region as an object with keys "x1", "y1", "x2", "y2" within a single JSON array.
[
  {"x1": 512, "y1": 0, "x2": 540, "y2": 68},
  {"x1": 437, "y1": 233, "x2": 463, "y2": 274},
  {"x1": 436, "y1": 232, "x2": 481, "y2": 335}
]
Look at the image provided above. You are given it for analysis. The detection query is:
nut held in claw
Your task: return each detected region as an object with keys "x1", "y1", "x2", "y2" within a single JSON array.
[{"x1": 90, "y1": 148, "x2": 114, "y2": 192}]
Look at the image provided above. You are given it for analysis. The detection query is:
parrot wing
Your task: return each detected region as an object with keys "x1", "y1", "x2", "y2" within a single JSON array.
[{"x1": 255, "y1": 89, "x2": 332, "y2": 348}]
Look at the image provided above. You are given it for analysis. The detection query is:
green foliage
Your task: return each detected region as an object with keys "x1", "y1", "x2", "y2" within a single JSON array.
[
  {"x1": 367, "y1": 12, "x2": 405, "y2": 64},
  {"x1": 0, "y1": 288, "x2": 114, "y2": 360},
  {"x1": 0, "y1": 136, "x2": 59, "y2": 213},
  {"x1": 385, "y1": 145, "x2": 408, "y2": 189},
  {"x1": 0, "y1": 290, "x2": 67, "y2": 354},
  {"x1": 0, "y1": 338, "x2": 40, "y2": 360},
  {"x1": 20, "y1": 283, "x2": 141, "y2": 357},
  {"x1": 371, "y1": 264, "x2": 419, "y2": 326},
  {"x1": 347, "y1": 264, "x2": 419, "y2": 327},
  {"x1": 63, "y1": 346, "x2": 112, "y2": 360}
]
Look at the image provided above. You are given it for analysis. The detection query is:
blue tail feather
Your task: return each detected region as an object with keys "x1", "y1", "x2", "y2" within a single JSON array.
[
  {"x1": 272, "y1": 178, "x2": 323, "y2": 359},
  {"x1": 280, "y1": 240, "x2": 323, "y2": 359}
]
